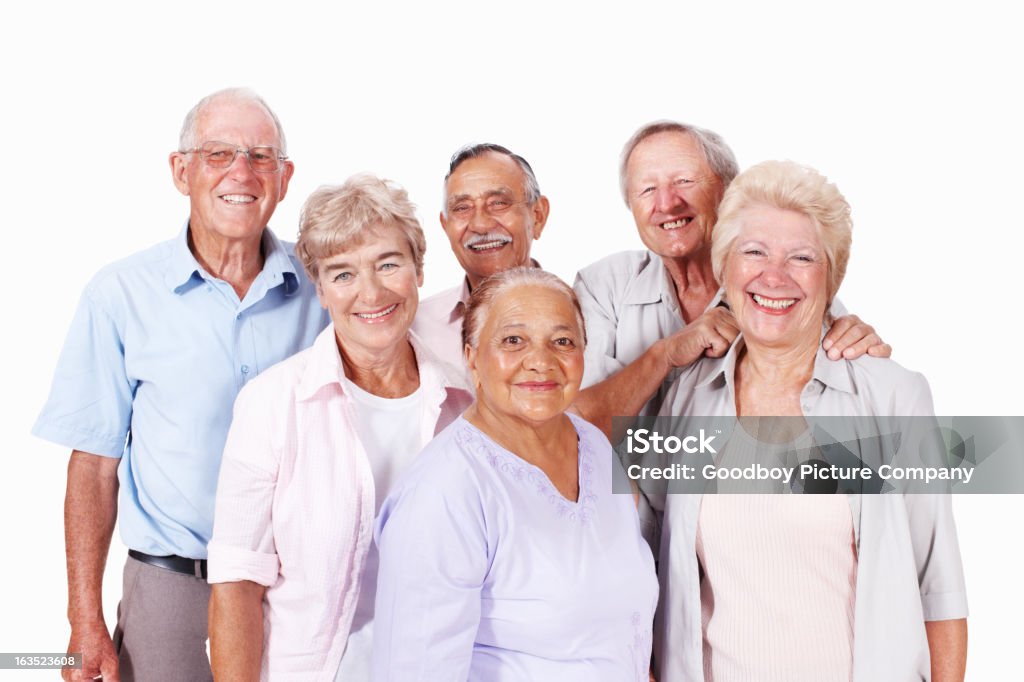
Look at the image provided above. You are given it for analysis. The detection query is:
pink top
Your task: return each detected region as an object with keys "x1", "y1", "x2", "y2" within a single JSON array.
[
  {"x1": 412, "y1": 279, "x2": 471, "y2": 375},
  {"x1": 696, "y1": 495, "x2": 857, "y2": 682},
  {"x1": 207, "y1": 326, "x2": 472, "y2": 681}
]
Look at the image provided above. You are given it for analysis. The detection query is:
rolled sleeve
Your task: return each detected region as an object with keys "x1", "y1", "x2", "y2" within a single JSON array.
[
  {"x1": 208, "y1": 383, "x2": 281, "y2": 586},
  {"x1": 905, "y1": 493, "x2": 969, "y2": 621},
  {"x1": 206, "y1": 544, "x2": 280, "y2": 587},
  {"x1": 899, "y1": 372, "x2": 969, "y2": 621},
  {"x1": 33, "y1": 286, "x2": 134, "y2": 457},
  {"x1": 921, "y1": 589, "x2": 970, "y2": 622}
]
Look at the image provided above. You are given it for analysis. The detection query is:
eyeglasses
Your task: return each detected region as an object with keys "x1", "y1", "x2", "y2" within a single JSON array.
[
  {"x1": 447, "y1": 195, "x2": 529, "y2": 222},
  {"x1": 184, "y1": 141, "x2": 288, "y2": 173}
]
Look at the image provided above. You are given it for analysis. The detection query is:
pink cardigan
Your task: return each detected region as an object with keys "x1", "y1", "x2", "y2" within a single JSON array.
[{"x1": 207, "y1": 326, "x2": 472, "y2": 681}]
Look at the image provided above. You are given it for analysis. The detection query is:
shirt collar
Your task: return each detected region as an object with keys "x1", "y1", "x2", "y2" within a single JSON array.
[
  {"x1": 447, "y1": 278, "x2": 473, "y2": 324},
  {"x1": 165, "y1": 222, "x2": 299, "y2": 295},
  {"x1": 408, "y1": 328, "x2": 474, "y2": 398},
  {"x1": 622, "y1": 251, "x2": 725, "y2": 313},
  {"x1": 694, "y1": 328, "x2": 857, "y2": 395},
  {"x1": 809, "y1": 338, "x2": 857, "y2": 394},
  {"x1": 295, "y1": 326, "x2": 348, "y2": 402},
  {"x1": 622, "y1": 251, "x2": 670, "y2": 305},
  {"x1": 449, "y1": 257, "x2": 544, "y2": 323},
  {"x1": 296, "y1": 325, "x2": 472, "y2": 403},
  {"x1": 260, "y1": 228, "x2": 301, "y2": 296},
  {"x1": 166, "y1": 222, "x2": 204, "y2": 292},
  {"x1": 694, "y1": 335, "x2": 742, "y2": 391}
]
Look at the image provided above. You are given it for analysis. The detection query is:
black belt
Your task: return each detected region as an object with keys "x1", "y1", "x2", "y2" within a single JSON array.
[{"x1": 129, "y1": 550, "x2": 208, "y2": 579}]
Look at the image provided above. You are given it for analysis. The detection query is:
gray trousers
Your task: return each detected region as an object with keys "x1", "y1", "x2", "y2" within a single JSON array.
[{"x1": 112, "y1": 555, "x2": 213, "y2": 682}]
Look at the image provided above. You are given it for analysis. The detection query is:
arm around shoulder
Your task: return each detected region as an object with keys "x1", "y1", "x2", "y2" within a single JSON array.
[{"x1": 574, "y1": 340, "x2": 671, "y2": 438}]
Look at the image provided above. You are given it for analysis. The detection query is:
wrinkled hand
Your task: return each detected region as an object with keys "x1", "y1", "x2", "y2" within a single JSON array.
[
  {"x1": 64, "y1": 622, "x2": 119, "y2": 682},
  {"x1": 661, "y1": 307, "x2": 739, "y2": 368},
  {"x1": 823, "y1": 314, "x2": 891, "y2": 360}
]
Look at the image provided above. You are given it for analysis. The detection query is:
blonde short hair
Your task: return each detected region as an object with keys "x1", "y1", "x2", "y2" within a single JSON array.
[
  {"x1": 296, "y1": 173, "x2": 426, "y2": 280},
  {"x1": 711, "y1": 160, "x2": 852, "y2": 303}
]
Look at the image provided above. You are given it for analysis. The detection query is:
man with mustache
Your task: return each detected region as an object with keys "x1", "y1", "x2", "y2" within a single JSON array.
[{"x1": 413, "y1": 143, "x2": 549, "y2": 369}]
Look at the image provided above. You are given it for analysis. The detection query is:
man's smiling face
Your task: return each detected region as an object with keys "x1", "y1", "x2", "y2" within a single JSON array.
[
  {"x1": 440, "y1": 152, "x2": 547, "y2": 289},
  {"x1": 172, "y1": 96, "x2": 294, "y2": 244},
  {"x1": 625, "y1": 130, "x2": 724, "y2": 261}
]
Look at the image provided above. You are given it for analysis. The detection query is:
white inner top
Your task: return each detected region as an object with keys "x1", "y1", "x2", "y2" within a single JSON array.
[{"x1": 335, "y1": 376, "x2": 427, "y2": 681}]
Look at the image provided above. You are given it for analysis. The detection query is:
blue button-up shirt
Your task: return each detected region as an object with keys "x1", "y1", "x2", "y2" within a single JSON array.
[{"x1": 33, "y1": 224, "x2": 329, "y2": 559}]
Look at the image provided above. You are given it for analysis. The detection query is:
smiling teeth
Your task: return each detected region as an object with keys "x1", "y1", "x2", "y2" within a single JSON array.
[
  {"x1": 469, "y1": 239, "x2": 511, "y2": 251},
  {"x1": 661, "y1": 218, "x2": 691, "y2": 229},
  {"x1": 356, "y1": 304, "x2": 398, "y2": 319},
  {"x1": 752, "y1": 294, "x2": 797, "y2": 310},
  {"x1": 221, "y1": 194, "x2": 255, "y2": 204}
]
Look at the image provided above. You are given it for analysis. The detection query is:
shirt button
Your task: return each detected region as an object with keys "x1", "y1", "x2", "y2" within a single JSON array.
[
  {"x1": 236, "y1": 313, "x2": 242, "y2": 320},
  {"x1": 241, "y1": 365, "x2": 249, "y2": 374}
]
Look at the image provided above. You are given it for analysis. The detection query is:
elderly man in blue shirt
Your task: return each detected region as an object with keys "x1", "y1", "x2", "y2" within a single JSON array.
[{"x1": 34, "y1": 88, "x2": 328, "y2": 682}]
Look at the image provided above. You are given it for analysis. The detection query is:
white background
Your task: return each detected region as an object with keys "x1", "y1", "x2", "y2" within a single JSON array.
[{"x1": 3, "y1": 1, "x2": 1021, "y2": 679}]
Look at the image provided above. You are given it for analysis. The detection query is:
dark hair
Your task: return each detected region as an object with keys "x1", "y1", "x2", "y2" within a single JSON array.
[{"x1": 443, "y1": 143, "x2": 541, "y2": 210}]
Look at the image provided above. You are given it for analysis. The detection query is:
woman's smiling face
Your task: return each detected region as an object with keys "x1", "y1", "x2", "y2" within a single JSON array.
[
  {"x1": 467, "y1": 284, "x2": 585, "y2": 427},
  {"x1": 724, "y1": 204, "x2": 829, "y2": 351}
]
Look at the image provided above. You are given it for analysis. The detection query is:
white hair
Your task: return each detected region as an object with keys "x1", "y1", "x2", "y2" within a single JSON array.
[
  {"x1": 461, "y1": 267, "x2": 586, "y2": 351},
  {"x1": 178, "y1": 87, "x2": 287, "y2": 153},
  {"x1": 619, "y1": 120, "x2": 739, "y2": 205}
]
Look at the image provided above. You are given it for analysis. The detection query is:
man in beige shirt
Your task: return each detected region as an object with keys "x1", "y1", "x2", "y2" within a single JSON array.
[{"x1": 572, "y1": 121, "x2": 890, "y2": 435}]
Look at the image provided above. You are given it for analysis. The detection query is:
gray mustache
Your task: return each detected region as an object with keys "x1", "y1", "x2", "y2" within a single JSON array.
[{"x1": 464, "y1": 232, "x2": 513, "y2": 247}]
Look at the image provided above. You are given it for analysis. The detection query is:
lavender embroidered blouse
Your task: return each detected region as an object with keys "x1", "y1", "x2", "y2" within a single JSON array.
[{"x1": 372, "y1": 413, "x2": 659, "y2": 682}]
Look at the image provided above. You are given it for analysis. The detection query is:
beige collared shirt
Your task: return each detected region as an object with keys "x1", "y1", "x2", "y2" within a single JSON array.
[{"x1": 574, "y1": 250, "x2": 723, "y2": 417}]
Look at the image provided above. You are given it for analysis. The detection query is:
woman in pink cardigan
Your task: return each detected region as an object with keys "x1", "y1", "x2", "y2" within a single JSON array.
[{"x1": 206, "y1": 174, "x2": 472, "y2": 681}]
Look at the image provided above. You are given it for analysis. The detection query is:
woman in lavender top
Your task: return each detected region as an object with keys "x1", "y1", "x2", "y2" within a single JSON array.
[{"x1": 372, "y1": 267, "x2": 658, "y2": 681}]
